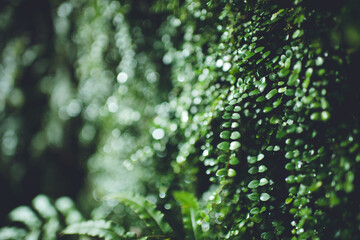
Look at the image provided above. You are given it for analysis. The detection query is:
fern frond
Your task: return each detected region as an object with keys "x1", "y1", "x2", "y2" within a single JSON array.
[
  {"x1": 0, "y1": 194, "x2": 84, "y2": 240},
  {"x1": 55, "y1": 196, "x2": 84, "y2": 224},
  {"x1": 173, "y1": 191, "x2": 201, "y2": 240},
  {"x1": 32, "y1": 195, "x2": 60, "y2": 240},
  {"x1": 62, "y1": 219, "x2": 133, "y2": 240},
  {"x1": 106, "y1": 193, "x2": 173, "y2": 235},
  {"x1": 8, "y1": 206, "x2": 41, "y2": 230},
  {"x1": 7, "y1": 205, "x2": 42, "y2": 240},
  {"x1": 0, "y1": 227, "x2": 26, "y2": 240},
  {"x1": 32, "y1": 194, "x2": 58, "y2": 219}
]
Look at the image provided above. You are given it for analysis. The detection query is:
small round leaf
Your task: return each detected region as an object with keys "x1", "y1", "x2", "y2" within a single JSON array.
[
  {"x1": 228, "y1": 168, "x2": 237, "y2": 177},
  {"x1": 217, "y1": 142, "x2": 230, "y2": 151},
  {"x1": 248, "y1": 180, "x2": 260, "y2": 189},
  {"x1": 230, "y1": 141, "x2": 241, "y2": 150},
  {"x1": 230, "y1": 131, "x2": 241, "y2": 140},
  {"x1": 247, "y1": 192, "x2": 259, "y2": 201},
  {"x1": 220, "y1": 131, "x2": 230, "y2": 139},
  {"x1": 229, "y1": 156, "x2": 240, "y2": 165},
  {"x1": 260, "y1": 193, "x2": 271, "y2": 201}
]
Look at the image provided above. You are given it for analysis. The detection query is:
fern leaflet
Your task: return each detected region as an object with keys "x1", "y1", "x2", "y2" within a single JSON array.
[
  {"x1": 106, "y1": 193, "x2": 173, "y2": 235},
  {"x1": 62, "y1": 219, "x2": 135, "y2": 240},
  {"x1": 173, "y1": 191, "x2": 201, "y2": 240}
]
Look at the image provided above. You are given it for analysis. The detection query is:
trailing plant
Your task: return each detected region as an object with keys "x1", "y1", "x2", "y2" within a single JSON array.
[{"x1": 1, "y1": 0, "x2": 360, "y2": 240}]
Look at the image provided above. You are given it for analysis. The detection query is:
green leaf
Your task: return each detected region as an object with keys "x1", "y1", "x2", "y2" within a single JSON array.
[
  {"x1": 247, "y1": 192, "x2": 259, "y2": 201},
  {"x1": 305, "y1": 67, "x2": 313, "y2": 78},
  {"x1": 32, "y1": 195, "x2": 57, "y2": 219},
  {"x1": 33, "y1": 195, "x2": 61, "y2": 240},
  {"x1": 285, "y1": 151, "x2": 293, "y2": 159},
  {"x1": 230, "y1": 131, "x2": 241, "y2": 139},
  {"x1": 273, "y1": 99, "x2": 282, "y2": 108},
  {"x1": 310, "y1": 112, "x2": 320, "y2": 120},
  {"x1": 248, "y1": 156, "x2": 257, "y2": 164},
  {"x1": 233, "y1": 106, "x2": 241, "y2": 111},
  {"x1": 229, "y1": 156, "x2": 240, "y2": 165},
  {"x1": 292, "y1": 29, "x2": 303, "y2": 39},
  {"x1": 284, "y1": 57, "x2": 291, "y2": 69},
  {"x1": 258, "y1": 165, "x2": 268, "y2": 173},
  {"x1": 106, "y1": 193, "x2": 172, "y2": 235},
  {"x1": 256, "y1": 96, "x2": 266, "y2": 102},
  {"x1": 250, "y1": 207, "x2": 260, "y2": 215},
  {"x1": 251, "y1": 214, "x2": 263, "y2": 223},
  {"x1": 315, "y1": 56, "x2": 324, "y2": 66},
  {"x1": 265, "y1": 89, "x2": 277, "y2": 99},
  {"x1": 259, "y1": 178, "x2": 269, "y2": 186},
  {"x1": 274, "y1": 145, "x2": 280, "y2": 151},
  {"x1": 249, "y1": 89, "x2": 260, "y2": 96},
  {"x1": 9, "y1": 206, "x2": 41, "y2": 230},
  {"x1": 248, "y1": 180, "x2": 260, "y2": 189},
  {"x1": 321, "y1": 111, "x2": 330, "y2": 121},
  {"x1": 225, "y1": 105, "x2": 233, "y2": 111},
  {"x1": 62, "y1": 220, "x2": 128, "y2": 240},
  {"x1": 278, "y1": 87, "x2": 286, "y2": 94},
  {"x1": 173, "y1": 191, "x2": 201, "y2": 240},
  {"x1": 261, "y1": 231, "x2": 276, "y2": 239},
  {"x1": 0, "y1": 227, "x2": 27, "y2": 240},
  {"x1": 230, "y1": 141, "x2": 241, "y2": 150},
  {"x1": 222, "y1": 113, "x2": 231, "y2": 119},
  {"x1": 278, "y1": 69, "x2": 290, "y2": 78},
  {"x1": 256, "y1": 58, "x2": 264, "y2": 64},
  {"x1": 287, "y1": 73, "x2": 298, "y2": 86},
  {"x1": 294, "y1": 61, "x2": 302, "y2": 73},
  {"x1": 222, "y1": 122, "x2": 231, "y2": 128},
  {"x1": 217, "y1": 142, "x2": 230, "y2": 151},
  {"x1": 263, "y1": 106, "x2": 273, "y2": 113},
  {"x1": 285, "y1": 197, "x2": 293, "y2": 204},
  {"x1": 232, "y1": 113, "x2": 241, "y2": 120},
  {"x1": 302, "y1": 78, "x2": 310, "y2": 89},
  {"x1": 245, "y1": 51, "x2": 255, "y2": 59},
  {"x1": 254, "y1": 46, "x2": 264, "y2": 53},
  {"x1": 217, "y1": 154, "x2": 228, "y2": 163},
  {"x1": 285, "y1": 88, "x2": 295, "y2": 96},
  {"x1": 285, "y1": 162, "x2": 294, "y2": 171},
  {"x1": 262, "y1": 51, "x2": 271, "y2": 58},
  {"x1": 248, "y1": 166, "x2": 258, "y2": 174},
  {"x1": 220, "y1": 131, "x2": 230, "y2": 139},
  {"x1": 260, "y1": 193, "x2": 271, "y2": 201},
  {"x1": 216, "y1": 168, "x2": 227, "y2": 176},
  {"x1": 228, "y1": 168, "x2": 237, "y2": 177},
  {"x1": 55, "y1": 197, "x2": 84, "y2": 224}
]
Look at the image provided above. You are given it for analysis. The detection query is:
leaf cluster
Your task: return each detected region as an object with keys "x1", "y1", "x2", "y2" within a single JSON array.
[{"x1": 1, "y1": 0, "x2": 360, "y2": 240}]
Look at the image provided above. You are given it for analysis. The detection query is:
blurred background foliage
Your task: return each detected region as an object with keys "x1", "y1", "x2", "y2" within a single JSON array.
[
  {"x1": 0, "y1": 0, "x2": 173, "y2": 223},
  {"x1": 1, "y1": 0, "x2": 360, "y2": 239}
]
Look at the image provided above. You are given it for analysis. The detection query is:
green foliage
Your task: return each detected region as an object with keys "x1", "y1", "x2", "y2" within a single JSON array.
[
  {"x1": 63, "y1": 220, "x2": 135, "y2": 240},
  {"x1": 149, "y1": 0, "x2": 360, "y2": 239},
  {"x1": 106, "y1": 193, "x2": 173, "y2": 235},
  {"x1": 0, "y1": 227, "x2": 26, "y2": 240},
  {"x1": 1, "y1": 0, "x2": 360, "y2": 240},
  {"x1": 0, "y1": 195, "x2": 83, "y2": 240},
  {"x1": 173, "y1": 191, "x2": 201, "y2": 240}
]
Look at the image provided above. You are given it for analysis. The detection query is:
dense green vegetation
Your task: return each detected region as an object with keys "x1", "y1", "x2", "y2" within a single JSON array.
[{"x1": 1, "y1": 0, "x2": 360, "y2": 239}]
